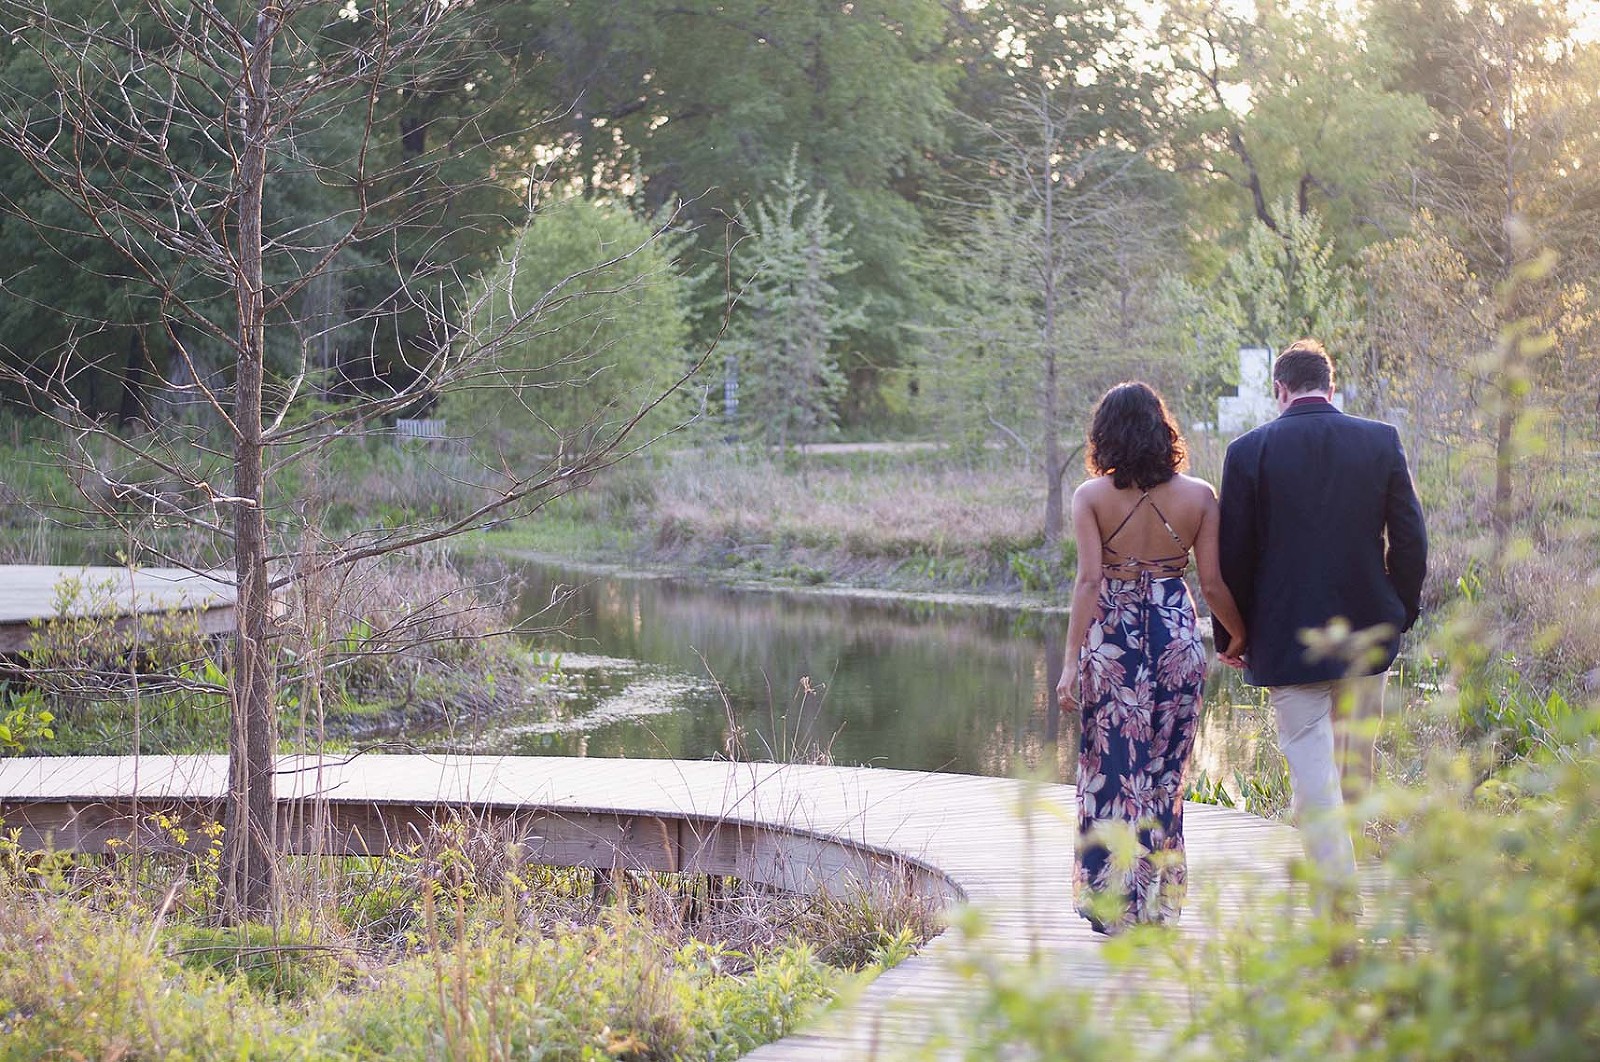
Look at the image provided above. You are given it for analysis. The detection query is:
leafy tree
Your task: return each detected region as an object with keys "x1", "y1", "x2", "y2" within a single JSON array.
[
  {"x1": 1361, "y1": 212, "x2": 1494, "y2": 437},
  {"x1": 1161, "y1": 0, "x2": 1433, "y2": 259},
  {"x1": 1210, "y1": 202, "x2": 1363, "y2": 367},
  {"x1": 441, "y1": 199, "x2": 692, "y2": 455},
  {"x1": 1369, "y1": 0, "x2": 1600, "y2": 530},
  {"x1": 0, "y1": 0, "x2": 522, "y2": 422},
  {"x1": 508, "y1": 0, "x2": 952, "y2": 418},
  {"x1": 928, "y1": 63, "x2": 1171, "y2": 545},
  {"x1": 1370, "y1": 0, "x2": 1600, "y2": 283},
  {"x1": 723, "y1": 157, "x2": 861, "y2": 449}
]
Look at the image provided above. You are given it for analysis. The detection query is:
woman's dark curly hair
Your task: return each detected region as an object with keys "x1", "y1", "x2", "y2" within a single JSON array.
[{"x1": 1085, "y1": 382, "x2": 1188, "y2": 490}]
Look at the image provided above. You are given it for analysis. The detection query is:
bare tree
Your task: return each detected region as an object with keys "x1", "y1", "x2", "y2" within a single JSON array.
[
  {"x1": 0, "y1": 0, "x2": 707, "y2": 919},
  {"x1": 929, "y1": 75, "x2": 1166, "y2": 545}
]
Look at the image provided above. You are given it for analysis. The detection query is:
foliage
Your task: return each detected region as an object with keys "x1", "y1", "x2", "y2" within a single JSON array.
[
  {"x1": 1183, "y1": 769, "x2": 1234, "y2": 807},
  {"x1": 934, "y1": 906, "x2": 1122, "y2": 1060},
  {"x1": 164, "y1": 919, "x2": 342, "y2": 1000},
  {"x1": 1360, "y1": 211, "x2": 1494, "y2": 422},
  {"x1": 1161, "y1": 0, "x2": 1433, "y2": 256},
  {"x1": 524, "y1": 447, "x2": 1050, "y2": 591},
  {"x1": 1209, "y1": 202, "x2": 1363, "y2": 360},
  {"x1": 442, "y1": 198, "x2": 693, "y2": 455},
  {"x1": 1370, "y1": 0, "x2": 1600, "y2": 283},
  {"x1": 0, "y1": 686, "x2": 53, "y2": 754},
  {"x1": 923, "y1": 56, "x2": 1173, "y2": 542},
  {"x1": 0, "y1": 805, "x2": 939, "y2": 1061},
  {"x1": 0, "y1": 0, "x2": 520, "y2": 418},
  {"x1": 0, "y1": 893, "x2": 846, "y2": 1061},
  {"x1": 937, "y1": 743, "x2": 1600, "y2": 1060},
  {"x1": 722, "y1": 154, "x2": 862, "y2": 448},
  {"x1": 26, "y1": 550, "x2": 540, "y2": 757},
  {"x1": 21, "y1": 572, "x2": 214, "y2": 682},
  {"x1": 515, "y1": 0, "x2": 952, "y2": 385}
]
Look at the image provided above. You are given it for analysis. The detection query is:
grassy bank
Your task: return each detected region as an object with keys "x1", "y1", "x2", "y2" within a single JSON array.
[
  {"x1": 480, "y1": 434, "x2": 1599, "y2": 680},
  {"x1": 479, "y1": 445, "x2": 1073, "y2": 596}
]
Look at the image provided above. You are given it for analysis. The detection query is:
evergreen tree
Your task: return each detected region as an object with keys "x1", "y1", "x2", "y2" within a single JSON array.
[
  {"x1": 724, "y1": 156, "x2": 861, "y2": 449},
  {"x1": 509, "y1": 0, "x2": 950, "y2": 419}
]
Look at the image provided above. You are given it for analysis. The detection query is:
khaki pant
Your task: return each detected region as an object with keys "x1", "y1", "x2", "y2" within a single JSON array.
[{"x1": 1268, "y1": 674, "x2": 1386, "y2": 904}]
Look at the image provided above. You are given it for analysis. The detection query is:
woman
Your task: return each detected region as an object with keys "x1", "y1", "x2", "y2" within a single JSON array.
[{"x1": 1055, "y1": 382, "x2": 1248, "y2": 934}]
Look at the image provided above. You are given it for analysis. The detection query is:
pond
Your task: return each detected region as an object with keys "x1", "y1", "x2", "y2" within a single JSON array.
[{"x1": 434, "y1": 559, "x2": 1276, "y2": 788}]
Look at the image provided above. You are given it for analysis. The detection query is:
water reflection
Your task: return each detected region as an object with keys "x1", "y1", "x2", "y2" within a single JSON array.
[{"x1": 448, "y1": 561, "x2": 1268, "y2": 785}]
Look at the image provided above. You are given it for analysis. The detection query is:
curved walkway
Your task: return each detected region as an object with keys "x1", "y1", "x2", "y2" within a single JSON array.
[{"x1": 0, "y1": 754, "x2": 1301, "y2": 1059}]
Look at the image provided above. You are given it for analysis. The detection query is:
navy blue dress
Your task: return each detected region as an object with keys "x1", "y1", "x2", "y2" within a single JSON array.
[{"x1": 1074, "y1": 493, "x2": 1207, "y2": 932}]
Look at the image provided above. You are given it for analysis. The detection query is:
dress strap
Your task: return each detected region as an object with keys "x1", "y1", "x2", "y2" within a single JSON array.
[
  {"x1": 1101, "y1": 491, "x2": 1151, "y2": 550},
  {"x1": 1101, "y1": 490, "x2": 1193, "y2": 577},
  {"x1": 1144, "y1": 497, "x2": 1190, "y2": 553}
]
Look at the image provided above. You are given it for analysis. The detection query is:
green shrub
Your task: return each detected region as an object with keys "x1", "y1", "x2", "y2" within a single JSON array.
[
  {"x1": 164, "y1": 921, "x2": 349, "y2": 999},
  {"x1": 440, "y1": 198, "x2": 693, "y2": 457},
  {"x1": 939, "y1": 743, "x2": 1600, "y2": 1060}
]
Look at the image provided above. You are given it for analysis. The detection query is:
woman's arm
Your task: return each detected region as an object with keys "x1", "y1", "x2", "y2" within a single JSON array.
[
  {"x1": 1193, "y1": 486, "x2": 1249, "y2": 668},
  {"x1": 1056, "y1": 484, "x2": 1105, "y2": 711}
]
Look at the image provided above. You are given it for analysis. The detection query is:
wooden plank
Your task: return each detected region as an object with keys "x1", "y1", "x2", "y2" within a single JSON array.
[{"x1": 0, "y1": 565, "x2": 235, "y2": 654}]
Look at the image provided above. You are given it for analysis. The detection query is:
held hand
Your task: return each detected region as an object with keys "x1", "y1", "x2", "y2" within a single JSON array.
[{"x1": 1217, "y1": 632, "x2": 1248, "y2": 670}]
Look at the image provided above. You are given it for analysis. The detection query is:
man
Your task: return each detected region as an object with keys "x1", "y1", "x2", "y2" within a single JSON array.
[{"x1": 1214, "y1": 338, "x2": 1427, "y2": 908}]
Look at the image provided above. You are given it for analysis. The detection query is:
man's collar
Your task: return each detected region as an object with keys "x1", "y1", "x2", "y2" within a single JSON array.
[{"x1": 1279, "y1": 395, "x2": 1338, "y2": 418}]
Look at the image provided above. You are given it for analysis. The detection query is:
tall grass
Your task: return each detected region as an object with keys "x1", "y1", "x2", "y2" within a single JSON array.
[
  {"x1": 489, "y1": 445, "x2": 1069, "y2": 592},
  {"x1": 0, "y1": 414, "x2": 500, "y2": 565},
  {"x1": 1401, "y1": 424, "x2": 1600, "y2": 696},
  {"x1": 0, "y1": 810, "x2": 940, "y2": 1060},
  {"x1": 16, "y1": 547, "x2": 546, "y2": 757}
]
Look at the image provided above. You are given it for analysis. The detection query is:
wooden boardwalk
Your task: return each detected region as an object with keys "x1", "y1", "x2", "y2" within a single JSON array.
[
  {"x1": 0, "y1": 565, "x2": 236, "y2": 654},
  {"x1": 0, "y1": 755, "x2": 1302, "y2": 1058}
]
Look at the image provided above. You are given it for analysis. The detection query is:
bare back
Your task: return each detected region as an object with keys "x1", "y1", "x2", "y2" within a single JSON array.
[{"x1": 1084, "y1": 475, "x2": 1213, "y2": 578}]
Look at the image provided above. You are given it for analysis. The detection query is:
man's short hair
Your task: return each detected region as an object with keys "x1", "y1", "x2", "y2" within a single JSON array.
[{"x1": 1274, "y1": 339, "x2": 1334, "y2": 394}]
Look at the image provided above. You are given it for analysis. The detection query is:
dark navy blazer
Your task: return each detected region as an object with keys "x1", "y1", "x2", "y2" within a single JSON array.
[{"x1": 1215, "y1": 400, "x2": 1428, "y2": 686}]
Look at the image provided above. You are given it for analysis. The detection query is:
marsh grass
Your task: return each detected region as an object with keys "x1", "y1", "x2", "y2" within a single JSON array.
[
  {"x1": 0, "y1": 805, "x2": 940, "y2": 1060},
  {"x1": 7, "y1": 545, "x2": 555, "y2": 759},
  {"x1": 484, "y1": 445, "x2": 1069, "y2": 593},
  {"x1": 0, "y1": 415, "x2": 497, "y2": 566},
  {"x1": 1406, "y1": 429, "x2": 1600, "y2": 681}
]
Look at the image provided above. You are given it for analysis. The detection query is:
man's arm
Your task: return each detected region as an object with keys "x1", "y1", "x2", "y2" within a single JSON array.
[
  {"x1": 1384, "y1": 429, "x2": 1428, "y2": 630},
  {"x1": 1214, "y1": 439, "x2": 1257, "y2": 655}
]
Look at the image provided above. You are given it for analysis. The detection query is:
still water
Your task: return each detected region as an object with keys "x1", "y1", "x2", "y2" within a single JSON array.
[{"x1": 451, "y1": 560, "x2": 1271, "y2": 785}]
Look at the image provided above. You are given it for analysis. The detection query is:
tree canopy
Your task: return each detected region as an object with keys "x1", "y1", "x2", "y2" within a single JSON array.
[{"x1": 2, "y1": 0, "x2": 1598, "y2": 438}]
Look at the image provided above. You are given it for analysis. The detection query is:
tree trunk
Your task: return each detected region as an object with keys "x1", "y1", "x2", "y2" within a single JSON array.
[
  {"x1": 1038, "y1": 83, "x2": 1064, "y2": 546},
  {"x1": 1491, "y1": 398, "x2": 1514, "y2": 562},
  {"x1": 1042, "y1": 347, "x2": 1064, "y2": 545},
  {"x1": 117, "y1": 328, "x2": 147, "y2": 427},
  {"x1": 222, "y1": 0, "x2": 280, "y2": 922}
]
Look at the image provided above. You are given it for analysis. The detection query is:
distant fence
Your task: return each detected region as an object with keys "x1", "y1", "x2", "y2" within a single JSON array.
[{"x1": 395, "y1": 418, "x2": 448, "y2": 442}]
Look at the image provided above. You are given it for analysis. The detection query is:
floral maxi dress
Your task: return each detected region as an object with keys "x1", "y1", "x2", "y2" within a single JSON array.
[{"x1": 1074, "y1": 493, "x2": 1208, "y2": 932}]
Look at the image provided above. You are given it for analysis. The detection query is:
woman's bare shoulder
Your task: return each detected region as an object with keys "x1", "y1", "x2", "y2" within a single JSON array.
[
  {"x1": 1073, "y1": 475, "x2": 1113, "y2": 499},
  {"x1": 1174, "y1": 472, "x2": 1219, "y2": 500}
]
